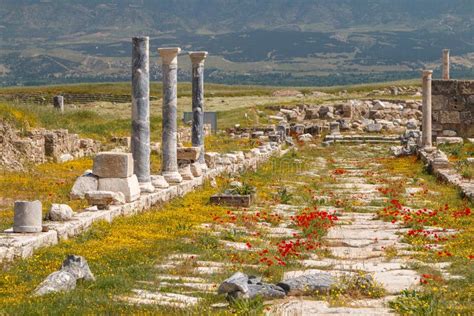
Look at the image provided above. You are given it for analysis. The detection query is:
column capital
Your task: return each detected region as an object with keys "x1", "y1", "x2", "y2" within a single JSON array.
[
  {"x1": 132, "y1": 36, "x2": 149, "y2": 42},
  {"x1": 158, "y1": 47, "x2": 181, "y2": 65},
  {"x1": 189, "y1": 51, "x2": 208, "y2": 65},
  {"x1": 443, "y1": 48, "x2": 450, "y2": 54},
  {"x1": 422, "y1": 70, "x2": 433, "y2": 77}
]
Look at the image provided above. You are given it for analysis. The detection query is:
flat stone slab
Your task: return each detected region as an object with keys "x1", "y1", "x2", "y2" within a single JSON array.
[
  {"x1": 372, "y1": 269, "x2": 420, "y2": 294},
  {"x1": 329, "y1": 246, "x2": 384, "y2": 259},
  {"x1": 118, "y1": 289, "x2": 199, "y2": 308},
  {"x1": 326, "y1": 227, "x2": 400, "y2": 240},
  {"x1": 268, "y1": 299, "x2": 394, "y2": 315}
]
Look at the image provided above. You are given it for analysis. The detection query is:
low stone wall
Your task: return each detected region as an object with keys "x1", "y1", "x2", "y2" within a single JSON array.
[
  {"x1": 0, "y1": 120, "x2": 100, "y2": 170},
  {"x1": 418, "y1": 149, "x2": 473, "y2": 201},
  {"x1": 0, "y1": 93, "x2": 159, "y2": 105},
  {"x1": 0, "y1": 143, "x2": 285, "y2": 263},
  {"x1": 432, "y1": 80, "x2": 474, "y2": 138}
]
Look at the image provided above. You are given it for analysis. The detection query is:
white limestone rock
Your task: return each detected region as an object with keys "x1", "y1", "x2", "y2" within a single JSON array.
[
  {"x1": 70, "y1": 172, "x2": 98, "y2": 200},
  {"x1": 98, "y1": 175, "x2": 141, "y2": 202},
  {"x1": 48, "y1": 204, "x2": 75, "y2": 221},
  {"x1": 85, "y1": 191, "x2": 126, "y2": 209}
]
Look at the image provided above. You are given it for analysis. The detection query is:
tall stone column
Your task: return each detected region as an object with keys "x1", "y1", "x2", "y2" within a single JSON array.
[
  {"x1": 442, "y1": 49, "x2": 450, "y2": 80},
  {"x1": 421, "y1": 70, "x2": 433, "y2": 149},
  {"x1": 189, "y1": 51, "x2": 208, "y2": 168},
  {"x1": 158, "y1": 47, "x2": 182, "y2": 183},
  {"x1": 131, "y1": 37, "x2": 153, "y2": 192}
]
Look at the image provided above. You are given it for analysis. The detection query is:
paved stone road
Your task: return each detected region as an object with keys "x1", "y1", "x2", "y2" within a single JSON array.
[{"x1": 119, "y1": 144, "x2": 457, "y2": 315}]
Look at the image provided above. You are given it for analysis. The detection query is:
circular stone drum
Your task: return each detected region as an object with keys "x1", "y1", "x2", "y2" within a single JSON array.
[{"x1": 13, "y1": 200, "x2": 43, "y2": 233}]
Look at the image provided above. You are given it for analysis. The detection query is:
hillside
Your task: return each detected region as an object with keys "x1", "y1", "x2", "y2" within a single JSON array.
[{"x1": 0, "y1": 0, "x2": 473, "y2": 86}]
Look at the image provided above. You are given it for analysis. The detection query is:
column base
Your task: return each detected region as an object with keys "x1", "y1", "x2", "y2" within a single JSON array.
[
  {"x1": 423, "y1": 146, "x2": 436, "y2": 153},
  {"x1": 139, "y1": 182, "x2": 155, "y2": 193},
  {"x1": 162, "y1": 171, "x2": 183, "y2": 184}
]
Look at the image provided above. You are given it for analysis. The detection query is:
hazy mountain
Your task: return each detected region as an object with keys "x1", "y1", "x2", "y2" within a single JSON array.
[{"x1": 0, "y1": 0, "x2": 473, "y2": 86}]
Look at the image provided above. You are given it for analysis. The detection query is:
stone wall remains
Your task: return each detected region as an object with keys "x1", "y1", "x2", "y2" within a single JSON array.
[{"x1": 432, "y1": 80, "x2": 474, "y2": 138}]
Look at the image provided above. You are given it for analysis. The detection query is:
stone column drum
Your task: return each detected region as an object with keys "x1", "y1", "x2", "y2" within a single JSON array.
[
  {"x1": 422, "y1": 70, "x2": 433, "y2": 149},
  {"x1": 131, "y1": 36, "x2": 153, "y2": 192},
  {"x1": 158, "y1": 47, "x2": 182, "y2": 183},
  {"x1": 442, "y1": 49, "x2": 450, "y2": 80},
  {"x1": 189, "y1": 51, "x2": 208, "y2": 169},
  {"x1": 53, "y1": 96, "x2": 64, "y2": 113},
  {"x1": 13, "y1": 200, "x2": 43, "y2": 233}
]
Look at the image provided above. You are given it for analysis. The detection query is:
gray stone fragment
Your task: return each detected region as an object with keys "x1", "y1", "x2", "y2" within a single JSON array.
[
  {"x1": 218, "y1": 272, "x2": 286, "y2": 300},
  {"x1": 277, "y1": 273, "x2": 334, "y2": 296},
  {"x1": 229, "y1": 283, "x2": 286, "y2": 300},
  {"x1": 13, "y1": 200, "x2": 42, "y2": 233},
  {"x1": 34, "y1": 255, "x2": 95, "y2": 296},
  {"x1": 218, "y1": 272, "x2": 250, "y2": 295},
  {"x1": 365, "y1": 123, "x2": 383, "y2": 133},
  {"x1": 61, "y1": 254, "x2": 95, "y2": 281},
  {"x1": 48, "y1": 204, "x2": 75, "y2": 221}
]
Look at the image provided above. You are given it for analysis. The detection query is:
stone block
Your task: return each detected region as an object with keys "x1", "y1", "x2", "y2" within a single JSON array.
[
  {"x1": 436, "y1": 137, "x2": 463, "y2": 145},
  {"x1": 13, "y1": 200, "x2": 43, "y2": 233},
  {"x1": 178, "y1": 165, "x2": 194, "y2": 180},
  {"x1": 432, "y1": 80, "x2": 457, "y2": 95},
  {"x1": 92, "y1": 152, "x2": 133, "y2": 178},
  {"x1": 458, "y1": 80, "x2": 474, "y2": 95},
  {"x1": 447, "y1": 96, "x2": 466, "y2": 111},
  {"x1": 70, "y1": 172, "x2": 98, "y2": 200},
  {"x1": 190, "y1": 162, "x2": 203, "y2": 177},
  {"x1": 177, "y1": 147, "x2": 201, "y2": 161},
  {"x1": 85, "y1": 191, "x2": 126, "y2": 209},
  {"x1": 204, "y1": 152, "x2": 219, "y2": 168},
  {"x1": 98, "y1": 175, "x2": 141, "y2": 202},
  {"x1": 439, "y1": 111, "x2": 461, "y2": 124},
  {"x1": 460, "y1": 111, "x2": 472, "y2": 123},
  {"x1": 431, "y1": 95, "x2": 448, "y2": 111}
]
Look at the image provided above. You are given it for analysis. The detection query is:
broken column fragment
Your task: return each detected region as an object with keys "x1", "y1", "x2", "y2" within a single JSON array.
[{"x1": 13, "y1": 200, "x2": 42, "y2": 233}]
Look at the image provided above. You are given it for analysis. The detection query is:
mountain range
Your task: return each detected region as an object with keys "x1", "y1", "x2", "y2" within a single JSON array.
[{"x1": 0, "y1": 0, "x2": 473, "y2": 86}]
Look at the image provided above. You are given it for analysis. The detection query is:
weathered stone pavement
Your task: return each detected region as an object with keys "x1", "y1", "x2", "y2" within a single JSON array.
[{"x1": 119, "y1": 144, "x2": 456, "y2": 314}]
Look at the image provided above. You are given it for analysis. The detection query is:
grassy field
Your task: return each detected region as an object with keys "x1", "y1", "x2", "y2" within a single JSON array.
[{"x1": 0, "y1": 142, "x2": 472, "y2": 314}]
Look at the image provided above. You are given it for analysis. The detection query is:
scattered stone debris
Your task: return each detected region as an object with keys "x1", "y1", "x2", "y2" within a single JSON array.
[
  {"x1": 218, "y1": 272, "x2": 286, "y2": 300},
  {"x1": 34, "y1": 255, "x2": 95, "y2": 296}
]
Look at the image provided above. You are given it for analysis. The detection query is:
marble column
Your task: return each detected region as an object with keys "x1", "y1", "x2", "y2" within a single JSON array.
[
  {"x1": 158, "y1": 47, "x2": 182, "y2": 183},
  {"x1": 442, "y1": 49, "x2": 450, "y2": 80},
  {"x1": 131, "y1": 37, "x2": 153, "y2": 192},
  {"x1": 189, "y1": 51, "x2": 208, "y2": 169},
  {"x1": 422, "y1": 70, "x2": 433, "y2": 149}
]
